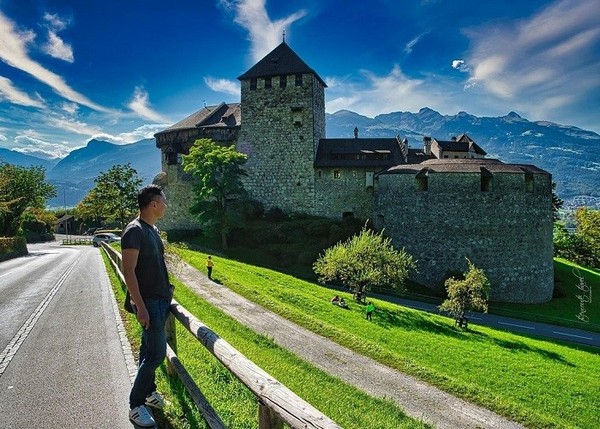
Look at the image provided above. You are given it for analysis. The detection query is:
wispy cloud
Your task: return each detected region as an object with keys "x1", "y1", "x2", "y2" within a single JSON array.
[
  {"x1": 43, "y1": 13, "x2": 68, "y2": 31},
  {"x1": 204, "y1": 77, "x2": 240, "y2": 96},
  {"x1": 91, "y1": 124, "x2": 170, "y2": 145},
  {"x1": 326, "y1": 65, "x2": 444, "y2": 117},
  {"x1": 45, "y1": 116, "x2": 103, "y2": 136},
  {"x1": 41, "y1": 12, "x2": 73, "y2": 62},
  {"x1": 405, "y1": 32, "x2": 428, "y2": 54},
  {"x1": 0, "y1": 11, "x2": 110, "y2": 112},
  {"x1": 43, "y1": 31, "x2": 74, "y2": 62},
  {"x1": 127, "y1": 86, "x2": 170, "y2": 122},
  {"x1": 463, "y1": 0, "x2": 600, "y2": 121},
  {"x1": 0, "y1": 75, "x2": 45, "y2": 107},
  {"x1": 14, "y1": 134, "x2": 74, "y2": 159},
  {"x1": 220, "y1": 0, "x2": 307, "y2": 62}
]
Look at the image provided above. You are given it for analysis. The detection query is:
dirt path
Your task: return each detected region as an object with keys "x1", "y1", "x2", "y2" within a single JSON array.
[{"x1": 178, "y1": 262, "x2": 524, "y2": 429}]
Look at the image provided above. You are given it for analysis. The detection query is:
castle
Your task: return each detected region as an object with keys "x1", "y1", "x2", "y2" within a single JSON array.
[{"x1": 154, "y1": 42, "x2": 554, "y2": 304}]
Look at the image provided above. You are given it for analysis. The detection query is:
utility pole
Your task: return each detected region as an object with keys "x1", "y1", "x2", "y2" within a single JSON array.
[{"x1": 63, "y1": 189, "x2": 69, "y2": 241}]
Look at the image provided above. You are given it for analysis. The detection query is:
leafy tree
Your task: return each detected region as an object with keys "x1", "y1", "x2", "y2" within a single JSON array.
[
  {"x1": 87, "y1": 164, "x2": 142, "y2": 229},
  {"x1": 313, "y1": 225, "x2": 416, "y2": 300},
  {"x1": 554, "y1": 208, "x2": 600, "y2": 268},
  {"x1": 551, "y1": 181, "x2": 564, "y2": 222},
  {"x1": 76, "y1": 188, "x2": 105, "y2": 227},
  {"x1": 0, "y1": 163, "x2": 56, "y2": 236},
  {"x1": 439, "y1": 259, "x2": 490, "y2": 328},
  {"x1": 182, "y1": 138, "x2": 248, "y2": 248}
]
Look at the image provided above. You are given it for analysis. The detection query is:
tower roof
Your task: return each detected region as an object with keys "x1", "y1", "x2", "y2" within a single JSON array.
[{"x1": 237, "y1": 42, "x2": 327, "y2": 87}]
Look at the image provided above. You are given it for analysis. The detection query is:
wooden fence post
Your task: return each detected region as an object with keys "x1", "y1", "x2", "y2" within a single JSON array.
[
  {"x1": 165, "y1": 312, "x2": 177, "y2": 377},
  {"x1": 258, "y1": 401, "x2": 284, "y2": 429}
]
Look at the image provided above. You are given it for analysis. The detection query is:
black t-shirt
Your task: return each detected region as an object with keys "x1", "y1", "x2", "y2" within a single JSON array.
[{"x1": 121, "y1": 218, "x2": 172, "y2": 301}]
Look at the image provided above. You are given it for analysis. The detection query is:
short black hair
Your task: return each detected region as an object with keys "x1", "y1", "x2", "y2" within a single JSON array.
[{"x1": 138, "y1": 184, "x2": 163, "y2": 209}]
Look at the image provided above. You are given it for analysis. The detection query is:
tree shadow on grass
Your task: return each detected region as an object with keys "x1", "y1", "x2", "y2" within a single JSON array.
[
  {"x1": 373, "y1": 307, "x2": 468, "y2": 339},
  {"x1": 467, "y1": 331, "x2": 576, "y2": 367}
]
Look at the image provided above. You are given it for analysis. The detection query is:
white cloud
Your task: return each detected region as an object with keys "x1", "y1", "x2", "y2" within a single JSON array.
[
  {"x1": 91, "y1": 124, "x2": 170, "y2": 145},
  {"x1": 204, "y1": 77, "x2": 240, "y2": 96},
  {"x1": 46, "y1": 116, "x2": 103, "y2": 136},
  {"x1": 463, "y1": 0, "x2": 600, "y2": 122},
  {"x1": 14, "y1": 134, "x2": 74, "y2": 159},
  {"x1": 127, "y1": 86, "x2": 170, "y2": 122},
  {"x1": 43, "y1": 31, "x2": 74, "y2": 62},
  {"x1": 221, "y1": 0, "x2": 307, "y2": 62},
  {"x1": 0, "y1": 11, "x2": 110, "y2": 112},
  {"x1": 43, "y1": 13, "x2": 68, "y2": 31},
  {"x1": 60, "y1": 102, "x2": 79, "y2": 115},
  {"x1": 326, "y1": 65, "x2": 440, "y2": 117},
  {"x1": 0, "y1": 75, "x2": 45, "y2": 107},
  {"x1": 405, "y1": 32, "x2": 427, "y2": 54},
  {"x1": 451, "y1": 59, "x2": 468, "y2": 72}
]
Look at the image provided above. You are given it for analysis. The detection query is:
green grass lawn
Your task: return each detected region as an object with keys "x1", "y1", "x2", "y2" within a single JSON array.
[
  {"x1": 490, "y1": 258, "x2": 599, "y2": 332},
  {"x1": 175, "y1": 247, "x2": 600, "y2": 429},
  {"x1": 102, "y1": 251, "x2": 428, "y2": 429}
]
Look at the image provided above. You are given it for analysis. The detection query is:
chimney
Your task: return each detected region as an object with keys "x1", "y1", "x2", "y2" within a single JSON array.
[
  {"x1": 354, "y1": 127, "x2": 359, "y2": 139},
  {"x1": 423, "y1": 136, "x2": 432, "y2": 155}
]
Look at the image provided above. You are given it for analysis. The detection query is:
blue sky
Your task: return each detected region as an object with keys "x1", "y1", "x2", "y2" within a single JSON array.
[{"x1": 0, "y1": 0, "x2": 599, "y2": 160}]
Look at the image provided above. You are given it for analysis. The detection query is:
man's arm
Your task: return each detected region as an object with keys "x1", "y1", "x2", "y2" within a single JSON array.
[{"x1": 122, "y1": 248, "x2": 150, "y2": 329}]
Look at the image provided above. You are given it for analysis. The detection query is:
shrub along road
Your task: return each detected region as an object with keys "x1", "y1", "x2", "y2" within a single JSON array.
[{"x1": 176, "y1": 260, "x2": 524, "y2": 429}]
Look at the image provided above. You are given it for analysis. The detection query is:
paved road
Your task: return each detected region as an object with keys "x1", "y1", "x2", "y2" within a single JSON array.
[{"x1": 0, "y1": 241, "x2": 132, "y2": 429}]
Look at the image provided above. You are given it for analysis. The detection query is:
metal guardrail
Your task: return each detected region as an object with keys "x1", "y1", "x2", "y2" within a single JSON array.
[{"x1": 101, "y1": 242, "x2": 341, "y2": 429}]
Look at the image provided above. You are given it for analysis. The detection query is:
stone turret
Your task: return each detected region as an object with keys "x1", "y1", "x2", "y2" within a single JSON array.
[{"x1": 237, "y1": 42, "x2": 327, "y2": 214}]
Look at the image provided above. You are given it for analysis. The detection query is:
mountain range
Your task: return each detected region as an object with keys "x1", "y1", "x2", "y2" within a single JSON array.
[{"x1": 1, "y1": 108, "x2": 598, "y2": 209}]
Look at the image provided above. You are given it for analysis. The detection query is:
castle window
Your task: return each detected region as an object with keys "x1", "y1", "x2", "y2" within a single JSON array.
[
  {"x1": 165, "y1": 152, "x2": 181, "y2": 165},
  {"x1": 291, "y1": 107, "x2": 303, "y2": 125},
  {"x1": 250, "y1": 78, "x2": 257, "y2": 90},
  {"x1": 334, "y1": 170, "x2": 341, "y2": 179},
  {"x1": 318, "y1": 170, "x2": 322, "y2": 177},
  {"x1": 524, "y1": 171, "x2": 534, "y2": 192},
  {"x1": 415, "y1": 169, "x2": 428, "y2": 191},
  {"x1": 265, "y1": 77, "x2": 272, "y2": 89},
  {"x1": 280, "y1": 75, "x2": 287, "y2": 89},
  {"x1": 295, "y1": 73, "x2": 303, "y2": 86},
  {"x1": 481, "y1": 168, "x2": 493, "y2": 192}
]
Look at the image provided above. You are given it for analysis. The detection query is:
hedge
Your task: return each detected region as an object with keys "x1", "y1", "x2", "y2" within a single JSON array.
[{"x1": 0, "y1": 236, "x2": 28, "y2": 262}]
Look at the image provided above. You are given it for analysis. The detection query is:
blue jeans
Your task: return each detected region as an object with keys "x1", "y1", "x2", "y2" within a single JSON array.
[{"x1": 129, "y1": 298, "x2": 170, "y2": 408}]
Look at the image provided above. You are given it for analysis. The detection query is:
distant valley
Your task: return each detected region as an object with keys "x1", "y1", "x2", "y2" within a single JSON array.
[{"x1": 1, "y1": 108, "x2": 598, "y2": 209}]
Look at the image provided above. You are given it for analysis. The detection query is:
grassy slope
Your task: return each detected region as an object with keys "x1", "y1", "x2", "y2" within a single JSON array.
[
  {"x1": 176, "y1": 248, "x2": 600, "y2": 429},
  {"x1": 102, "y1": 251, "x2": 427, "y2": 429},
  {"x1": 491, "y1": 258, "x2": 599, "y2": 331}
]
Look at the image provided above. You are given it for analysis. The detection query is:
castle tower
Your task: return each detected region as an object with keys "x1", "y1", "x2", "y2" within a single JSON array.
[{"x1": 237, "y1": 42, "x2": 327, "y2": 214}]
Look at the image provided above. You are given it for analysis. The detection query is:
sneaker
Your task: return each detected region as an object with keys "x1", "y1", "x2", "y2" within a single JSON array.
[
  {"x1": 145, "y1": 391, "x2": 165, "y2": 410},
  {"x1": 129, "y1": 405, "x2": 155, "y2": 427}
]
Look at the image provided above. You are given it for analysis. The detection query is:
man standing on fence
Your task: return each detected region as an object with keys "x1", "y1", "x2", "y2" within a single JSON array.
[{"x1": 122, "y1": 184, "x2": 172, "y2": 428}]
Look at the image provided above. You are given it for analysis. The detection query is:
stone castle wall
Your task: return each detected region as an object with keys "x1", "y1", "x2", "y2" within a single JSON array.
[
  {"x1": 374, "y1": 170, "x2": 554, "y2": 303},
  {"x1": 239, "y1": 74, "x2": 325, "y2": 215},
  {"x1": 314, "y1": 168, "x2": 374, "y2": 219},
  {"x1": 155, "y1": 163, "x2": 201, "y2": 231}
]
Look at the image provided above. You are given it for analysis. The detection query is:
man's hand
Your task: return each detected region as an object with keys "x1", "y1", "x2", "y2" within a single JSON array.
[{"x1": 136, "y1": 305, "x2": 151, "y2": 330}]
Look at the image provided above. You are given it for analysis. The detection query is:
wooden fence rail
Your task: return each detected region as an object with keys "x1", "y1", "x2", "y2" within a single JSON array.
[{"x1": 101, "y1": 242, "x2": 342, "y2": 429}]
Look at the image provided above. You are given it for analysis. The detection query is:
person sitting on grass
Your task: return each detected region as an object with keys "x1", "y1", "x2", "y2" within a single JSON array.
[
  {"x1": 331, "y1": 295, "x2": 340, "y2": 304},
  {"x1": 338, "y1": 297, "x2": 348, "y2": 308}
]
